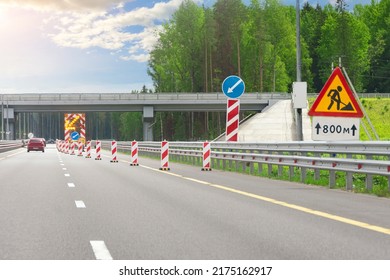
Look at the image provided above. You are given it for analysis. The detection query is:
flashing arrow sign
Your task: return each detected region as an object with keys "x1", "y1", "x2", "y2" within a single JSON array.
[
  {"x1": 312, "y1": 116, "x2": 360, "y2": 141},
  {"x1": 222, "y1": 75, "x2": 245, "y2": 99}
]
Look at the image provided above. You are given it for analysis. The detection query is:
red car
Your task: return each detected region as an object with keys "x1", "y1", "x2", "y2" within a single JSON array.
[{"x1": 27, "y1": 138, "x2": 45, "y2": 152}]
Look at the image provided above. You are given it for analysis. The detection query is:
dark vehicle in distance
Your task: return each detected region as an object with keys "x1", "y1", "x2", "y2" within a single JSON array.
[{"x1": 27, "y1": 138, "x2": 45, "y2": 152}]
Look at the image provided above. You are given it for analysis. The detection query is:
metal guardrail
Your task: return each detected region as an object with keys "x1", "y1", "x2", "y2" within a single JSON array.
[
  {"x1": 101, "y1": 141, "x2": 390, "y2": 192},
  {"x1": 0, "y1": 140, "x2": 24, "y2": 153}
]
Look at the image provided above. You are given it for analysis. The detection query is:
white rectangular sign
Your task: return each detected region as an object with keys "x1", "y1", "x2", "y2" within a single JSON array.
[{"x1": 312, "y1": 116, "x2": 360, "y2": 141}]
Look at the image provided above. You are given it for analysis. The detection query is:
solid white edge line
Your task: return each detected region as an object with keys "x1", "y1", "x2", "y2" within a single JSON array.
[{"x1": 90, "y1": 241, "x2": 113, "y2": 260}]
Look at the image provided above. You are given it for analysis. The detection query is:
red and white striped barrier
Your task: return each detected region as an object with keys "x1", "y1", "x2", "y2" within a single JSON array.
[
  {"x1": 226, "y1": 98, "x2": 240, "y2": 142},
  {"x1": 70, "y1": 142, "x2": 76, "y2": 155},
  {"x1": 60, "y1": 141, "x2": 64, "y2": 153},
  {"x1": 77, "y1": 142, "x2": 83, "y2": 156},
  {"x1": 202, "y1": 141, "x2": 212, "y2": 171},
  {"x1": 95, "y1": 140, "x2": 102, "y2": 160},
  {"x1": 65, "y1": 141, "x2": 69, "y2": 154},
  {"x1": 160, "y1": 140, "x2": 170, "y2": 170},
  {"x1": 85, "y1": 141, "x2": 91, "y2": 158},
  {"x1": 130, "y1": 141, "x2": 139, "y2": 166},
  {"x1": 110, "y1": 140, "x2": 118, "y2": 163}
]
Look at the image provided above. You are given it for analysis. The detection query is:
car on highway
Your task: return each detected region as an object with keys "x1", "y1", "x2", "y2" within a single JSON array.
[{"x1": 27, "y1": 138, "x2": 45, "y2": 152}]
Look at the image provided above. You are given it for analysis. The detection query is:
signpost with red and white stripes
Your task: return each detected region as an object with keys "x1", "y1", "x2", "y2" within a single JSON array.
[
  {"x1": 110, "y1": 140, "x2": 118, "y2": 163},
  {"x1": 202, "y1": 141, "x2": 212, "y2": 171},
  {"x1": 85, "y1": 141, "x2": 91, "y2": 158},
  {"x1": 160, "y1": 140, "x2": 170, "y2": 171},
  {"x1": 77, "y1": 141, "x2": 83, "y2": 156},
  {"x1": 222, "y1": 75, "x2": 245, "y2": 142},
  {"x1": 225, "y1": 99, "x2": 240, "y2": 142},
  {"x1": 95, "y1": 140, "x2": 102, "y2": 160},
  {"x1": 130, "y1": 141, "x2": 139, "y2": 166}
]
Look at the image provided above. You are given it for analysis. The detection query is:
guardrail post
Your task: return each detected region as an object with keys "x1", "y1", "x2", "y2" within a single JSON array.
[
  {"x1": 346, "y1": 172, "x2": 353, "y2": 191},
  {"x1": 314, "y1": 153, "x2": 320, "y2": 181},
  {"x1": 388, "y1": 176, "x2": 390, "y2": 192},
  {"x1": 278, "y1": 164, "x2": 283, "y2": 177},
  {"x1": 329, "y1": 170, "x2": 336, "y2": 188},
  {"x1": 289, "y1": 166, "x2": 294, "y2": 180},
  {"x1": 365, "y1": 174, "x2": 373, "y2": 190},
  {"x1": 300, "y1": 167, "x2": 307, "y2": 183},
  {"x1": 267, "y1": 163, "x2": 272, "y2": 177},
  {"x1": 258, "y1": 162, "x2": 263, "y2": 175}
]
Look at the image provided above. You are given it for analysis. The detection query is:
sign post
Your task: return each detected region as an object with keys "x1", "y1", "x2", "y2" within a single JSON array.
[
  {"x1": 222, "y1": 75, "x2": 245, "y2": 142},
  {"x1": 308, "y1": 67, "x2": 363, "y2": 141}
]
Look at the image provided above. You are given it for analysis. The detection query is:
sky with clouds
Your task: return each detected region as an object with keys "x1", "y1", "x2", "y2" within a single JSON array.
[{"x1": 0, "y1": 0, "x2": 371, "y2": 93}]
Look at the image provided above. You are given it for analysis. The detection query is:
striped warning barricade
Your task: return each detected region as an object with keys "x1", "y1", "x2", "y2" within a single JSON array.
[
  {"x1": 70, "y1": 142, "x2": 76, "y2": 155},
  {"x1": 65, "y1": 141, "x2": 69, "y2": 154},
  {"x1": 95, "y1": 140, "x2": 102, "y2": 160},
  {"x1": 160, "y1": 140, "x2": 170, "y2": 171},
  {"x1": 130, "y1": 141, "x2": 139, "y2": 166},
  {"x1": 77, "y1": 141, "x2": 83, "y2": 156},
  {"x1": 201, "y1": 141, "x2": 212, "y2": 171},
  {"x1": 85, "y1": 141, "x2": 91, "y2": 158},
  {"x1": 110, "y1": 140, "x2": 118, "y2": 163}
]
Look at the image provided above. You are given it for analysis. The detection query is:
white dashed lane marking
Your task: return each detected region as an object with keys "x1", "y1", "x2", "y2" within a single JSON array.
[
  {"x1": 90, "y1": 241, "x2": 113, "y2": 260},
  {"x1": 75, "y1": 200, "x2": 86, "y2": 208},
  {"x1": 67, "y1": 183, "x2": 75, "y2": 188}
]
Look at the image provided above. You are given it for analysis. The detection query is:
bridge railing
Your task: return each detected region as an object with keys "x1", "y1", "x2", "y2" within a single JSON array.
[
  {"x1": 1, "y1": 92, "x2": 291, "y2": 102},
  {"x1": 101, "y1": 141, "x2": 390, "y2": 192}
]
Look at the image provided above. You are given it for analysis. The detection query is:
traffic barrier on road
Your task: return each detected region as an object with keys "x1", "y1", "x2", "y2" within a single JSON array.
[
  {"x1": 85, "y1": 141, "x2": 91, "y2": 158},
  {"x1": 70, "y1": 142, "x2": 75, "y2": 155},
  {"x1": 130, "y1": 141, "x2": 139, "y2": 166},
  {"x1": 160, "y1": 140, "x2": 170, "y2": 171},
  {"x1": 202, "y1": 141, "x2": 212, "y2": 171},
  {"x1": 65, "y1": 141, "x2": 69, "y2": 154},
  {"x1": 95, "y1": 140, "x2": 102, "y2": 160},
  {"x1": 77, "y1": 142, "x2": 83, "y2": 156},
  {"x1": 110, "y1": 140, "x2": 118, "y2": 163}
]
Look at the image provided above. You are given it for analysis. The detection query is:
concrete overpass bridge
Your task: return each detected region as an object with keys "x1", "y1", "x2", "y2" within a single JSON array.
[{"x1": 1, "y1": 92, "x2": 290, "y2": 140}]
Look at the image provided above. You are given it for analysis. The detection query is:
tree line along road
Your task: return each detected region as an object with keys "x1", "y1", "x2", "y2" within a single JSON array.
[{"x1": 0, "y1": 144, "x2": 390, "y2": 260}]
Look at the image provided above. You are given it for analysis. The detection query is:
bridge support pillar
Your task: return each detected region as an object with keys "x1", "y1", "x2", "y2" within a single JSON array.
[
  {"x1": 143, "y1": 106, "x2": 154, "y2": 141},
  {"x1": 1, "y1": 107, "x2": 15, "y2": 140}
]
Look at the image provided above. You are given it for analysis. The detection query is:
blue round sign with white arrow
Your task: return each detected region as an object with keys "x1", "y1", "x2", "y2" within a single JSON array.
[
  {"x1": 222, "y1": 75, "x2": 245, "y2": 99},
  {"x1": 70, "y1": 131, "x2": 80, "y2": 141}
]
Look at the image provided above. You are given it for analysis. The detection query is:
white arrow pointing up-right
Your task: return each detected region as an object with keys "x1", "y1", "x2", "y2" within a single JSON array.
[{"x1": 227, "y1": 78, "x2": 243, "y2": 94}]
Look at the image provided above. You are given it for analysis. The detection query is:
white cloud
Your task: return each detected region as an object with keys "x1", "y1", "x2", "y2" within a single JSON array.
[
  {"x1": 0, "y1": 0, "x2": 125, "y2": 12},
  {"x1": 43, "y1": 0, "x2": 189, "y2": 62}
]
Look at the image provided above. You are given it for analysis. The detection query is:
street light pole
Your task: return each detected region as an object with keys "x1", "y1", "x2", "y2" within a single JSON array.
[{"x1": 296, "y1": 0, "x2": 303, "y2": 141}]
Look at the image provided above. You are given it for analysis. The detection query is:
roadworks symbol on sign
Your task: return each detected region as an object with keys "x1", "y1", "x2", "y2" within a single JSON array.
[{"x1": 308, "y1": 67, "x2": 363, "y2": 118}]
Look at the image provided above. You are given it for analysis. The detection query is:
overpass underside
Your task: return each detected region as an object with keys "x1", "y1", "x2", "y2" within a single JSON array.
[{"x1": 1, "y1": 93, "x2": 289, "y2": 140}]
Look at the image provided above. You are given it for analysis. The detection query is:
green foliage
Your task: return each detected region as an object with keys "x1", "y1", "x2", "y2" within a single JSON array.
[{"x1": 360, "y1": 98, "x2": 390, "y2": 140}]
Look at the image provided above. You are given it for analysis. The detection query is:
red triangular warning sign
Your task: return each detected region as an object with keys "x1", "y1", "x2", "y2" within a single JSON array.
[{"x1": 308, "y1": 67, "x2": 363, "y2": 118}]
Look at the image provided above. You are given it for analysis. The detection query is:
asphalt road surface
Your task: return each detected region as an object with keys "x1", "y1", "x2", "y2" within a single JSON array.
[{"x1": 1, "y1": 144, "x2": 389, "y2": 260}]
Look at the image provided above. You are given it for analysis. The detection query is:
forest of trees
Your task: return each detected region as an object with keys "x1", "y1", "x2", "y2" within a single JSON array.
[{"x1": 10, "y1": 0, "x2": 390, "y2": 141}]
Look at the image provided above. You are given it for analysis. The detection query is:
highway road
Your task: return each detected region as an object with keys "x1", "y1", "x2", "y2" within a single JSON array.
[{"x1": 0, "y1": 144, "x2": 390, "y2": 260}]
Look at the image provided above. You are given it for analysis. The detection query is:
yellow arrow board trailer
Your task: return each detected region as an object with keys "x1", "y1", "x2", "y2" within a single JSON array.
[{"x1": 64, "y1": 113, "x2": 86, "y2": 143}]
